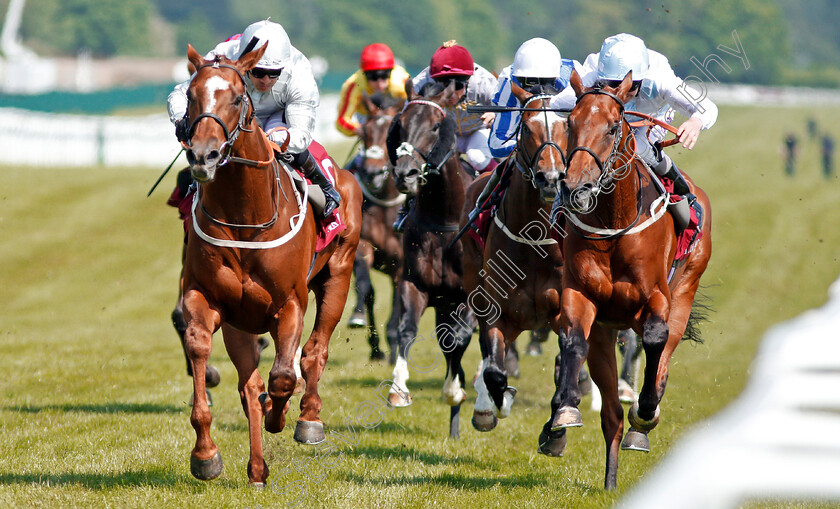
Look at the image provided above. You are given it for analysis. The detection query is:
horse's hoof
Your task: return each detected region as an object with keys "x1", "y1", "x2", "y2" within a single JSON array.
[
  {"x1": 628, "y1": 403, "x2": 660, "y2": 431},
  {"x1": 369, "y1": 349, "x2": 386, "y2": 361},
  {"x1": 188, "y1": 389, "x2": 213, "y2": 407},
  {"x1": 204, "y1": 365, "x2": 221, "y2": 388},
  {"x1": 538, "y1": 428, "x2": 567, "y2": 457},
  {"x1": 443, "y1": 388, "x2": 467, "y2": 407},
  {"x1": 388, "y1": 391, "x2": 412, "y2": 407},
  {"x1": 249, "y1": 482, "x2": 266, "y2": 489},
  {"x1": 190, "y1": 451, "x2": 223, "y2": 480},
  {"x1": 578, "y1": 370, "x2": 592, "y2": 397},
  {"x1": 348, "y1": 312, "x2": 367, "y2": 328},
  {"x1": 550, "y1": 406, "x2": 583, "y2": 431},
  {"x1": 494, "y1": 386, "x2": 517, "y2": 419},
  {"x1": 471, "y1": 410, "x2": 497, "y2": 431},
  {"x1": 257, "y1": 336, "x2": 270, "y2": 354},
  {"x1": 526, "y1": 342, "x2": 542, "y2": 357},
  {"x1": 618, "y1": 379, "x2": 637, "y2": 404},
  {"x1": 621, "y1": 428, "x2": 650, "y2": 452},
  {"x1": 293, "y1": 377, "x2": 306, "y2": 395},
  {"x1": 294, "y1": 420, "x2": 326, "y2": 445}
]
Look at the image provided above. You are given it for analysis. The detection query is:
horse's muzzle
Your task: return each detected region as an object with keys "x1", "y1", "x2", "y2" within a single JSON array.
[
  {"x1": 186, "y1": 145, "x2": 223, "y2": 182},
  {"x1": 394, "y1": 167, "x2": 420, "y2": 195},
  {"x1": 560, "y1": 181, "x2": 598, "y2": 213},
  {"x1": 534, "y1": 170, "x2": 562, "y2": 204}
]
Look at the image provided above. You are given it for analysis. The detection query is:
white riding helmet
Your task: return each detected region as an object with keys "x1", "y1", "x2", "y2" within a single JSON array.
[
  {"x1": 597, "y1": 33, "x2": 649, "y2": 81},
  {"x1": 512, "y1": 38, "x2": 562, "y2": 78},
  {"x1": 238, "y1": 20, "x2": 291, "y2": 71}
]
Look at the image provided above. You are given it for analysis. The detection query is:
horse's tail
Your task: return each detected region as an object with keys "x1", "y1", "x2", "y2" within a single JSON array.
[{"x1": 682, "y1": 286, "x2": 714, "y2": 343}]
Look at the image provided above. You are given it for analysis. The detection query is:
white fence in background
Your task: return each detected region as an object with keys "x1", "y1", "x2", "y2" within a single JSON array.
[
  {"x1": 617, "y1": 275, "x2": 840, "y2": 509},
  {"x1": 2, "y1": 84, "x2": 840, "y2": 169},
  {"x1": 0, "y1": 95, "x2": 346, "y2": 168}
]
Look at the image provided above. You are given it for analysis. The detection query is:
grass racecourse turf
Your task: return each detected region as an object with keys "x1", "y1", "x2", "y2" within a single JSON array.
[{"x1": 1, "y1": 104, "x2": 840, "y2": 509}]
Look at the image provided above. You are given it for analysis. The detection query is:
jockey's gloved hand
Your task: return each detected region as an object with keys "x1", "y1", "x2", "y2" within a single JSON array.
[
  {"x1": 175, "y1": 116, "x2": 190, "y2": 143},
  {"x1": 268, "y1": 129, "x2": 290, "y2": 151}
]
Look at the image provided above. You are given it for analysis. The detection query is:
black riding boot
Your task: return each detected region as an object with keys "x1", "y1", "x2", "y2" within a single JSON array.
[
  {"x1": 297, "y1": 151, "x2": 341, "y2": 218},
  {"x1": 654, "y1": 154, "x2": 692, "y2": 231},
  {"x1": 392, "y1": 197, "x2": 414, "y2": 233},
  {"x1": 467, "y1": 165, "x2": 503, "y2": 221}
]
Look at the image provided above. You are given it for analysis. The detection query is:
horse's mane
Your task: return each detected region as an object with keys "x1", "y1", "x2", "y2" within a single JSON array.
[
  {"x1": 368, "y1": 91, "x2": 403, "y2": 111},
  {"x1": 418, "y1": 81, "x2": 447, "y2": 98}
]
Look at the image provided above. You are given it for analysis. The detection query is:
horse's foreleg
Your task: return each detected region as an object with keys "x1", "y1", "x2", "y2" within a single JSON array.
[
  {"x1": 265, "y1": 299, "x2": 305, "y2": 435},
  {"x1": 552, "y1": 290, "x2": 596, "y2": 431},
  {"x1": 222, "y1": 324, "x2": 268, "y2": 486},
  {"x1": 385, "y1": 271, "x2": 402, "y2": 366},
  {"x1": 587, "y1": 326, "x2": 623, "y2": 491},
  {"x1": 182, "y1": 290, "x2": 223, "y2": 480},
  {"x1": 437, "y1": 303, "x2": 475, "y2": 439},
  {"x1": 391, "y1": 280, "x2": 428, "y2": 407},
  {"x1": 350, "y1": 245, "x2": 372, "y2": 328}
]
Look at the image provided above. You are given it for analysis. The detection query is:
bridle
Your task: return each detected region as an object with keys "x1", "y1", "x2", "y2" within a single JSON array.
[
  {"x1": 182, "y1": 59, "x2": 264, "y2": 167},
  {"x1": 564, "y1": 88, "x2": 636, "y2": 202},
  {"x1": 356, "y1": 114, "x2": 407, "y2": 208},
  {"x1": 513, "y1": 94, "x2": 568, "y2": 186},
  {"x1": 392, "y1": 99, "x2": 457, "y2": 186}
]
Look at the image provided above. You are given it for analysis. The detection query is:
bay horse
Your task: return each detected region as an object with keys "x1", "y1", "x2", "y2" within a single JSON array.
[
  {"x1": 552, "y1": 71, "x2": 712, "y2": 489},
  {"x1": 459, "y1": 86, "x2": 569, "y2": 456},
  {"x1": 386, "y1": 80, "x2": 477, "y2": 438},
  {"x1": 179, "y1": 44, "x2": 361, "y2": 485},
  {"x1": 349, "y1": 94, "x2": 406, "y2": 363}
]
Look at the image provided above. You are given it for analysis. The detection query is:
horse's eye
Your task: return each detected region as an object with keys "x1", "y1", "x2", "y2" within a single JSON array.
[
  {"x1": 432, "y1": 122, "x2": 441, "y2": 131},
  {"x1": 608, "y1": 123, "x2": 619, "y2": 135},
  {"x1": 233, "y1": 96, "x2": 242, "y2": 106}
]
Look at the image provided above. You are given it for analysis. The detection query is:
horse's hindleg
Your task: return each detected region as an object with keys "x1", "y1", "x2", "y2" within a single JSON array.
[
  {"x1": 504, "y1": 339, "x2": 520, "y2": 378},
  {"x1": 538, "y1": 348, "x2": 569, "y2": 456},
  {"x1": 182, "y1": 290, "x2": 224, "y2": 480},
  {"x1": 264, "y1": 299, "x2": 305, "y2": 435},
  {"x1": 391, "y1": 280, "x2": 428, "y2": 407},
  {"x1": 437, "y1": 303, "x2": 475, "y2": 439},
  {"x1": 295, "y1": 266, "x2": 352, "y2": 445},
  {"x1": 587, "y1": 326, "x2": 623, "y2": 490},
  {"x1": 222, "y1": 324, "x2": 269, "y2": 485},
  {"x1": 618, "y1": 329, "x2": 640, "y2": 404},
  {"x1": 623, "y1": 294, "x2": 669, "y2": 452}
]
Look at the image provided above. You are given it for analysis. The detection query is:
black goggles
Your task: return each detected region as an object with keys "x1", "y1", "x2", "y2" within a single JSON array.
[
  {"x1": 435, "y1": 76, "x2": 469, "y2": 90},
  {"x1": 365, "y1": 69, "x2": 392, "y2": 81},
  {"x1": 250, "y1": 68, "x2": 282, "y2": 79}
]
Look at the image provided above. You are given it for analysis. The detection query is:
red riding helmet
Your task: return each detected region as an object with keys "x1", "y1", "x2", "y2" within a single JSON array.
[
  {"x1": 429, "y1": 40, "x2": 474, "y2": 78},
  {"x1": 360, "y1": 43, "x2": 395, "y2": 71}
]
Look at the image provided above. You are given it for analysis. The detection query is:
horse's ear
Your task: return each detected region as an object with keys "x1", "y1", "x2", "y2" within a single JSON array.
[
  {"x1": 187, "y1": 44, "x2": 205, "y2": 73},
  {"x1": 614, "y1": 70, "x2": 635, "y2": 103},
  {"x1": 511, "y1": 80, "x2": 531, "y2": 105},
  {"x1": 405, "y1": 78, "x2": 417, "y2": 100},
  {"x1": 569, "y1": 69, "x2": 585, "y2": 98},
  {"x1": 236, "y1": 41, "x2": 268, "y2": 73}
]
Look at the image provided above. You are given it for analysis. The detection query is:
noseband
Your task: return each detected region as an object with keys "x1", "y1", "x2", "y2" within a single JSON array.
[
  {"x1": 514, "y1": 94, "x2": 568, "y2": 186},
  {"x1": 391, "y1": 100, "x2": 456, "y2": 185},
  {"x1": 183, "y1": 59, "x2": 256, "y2": 167}
]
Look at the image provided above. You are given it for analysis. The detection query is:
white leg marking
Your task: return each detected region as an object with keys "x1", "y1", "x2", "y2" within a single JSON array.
[{"x1": 390, "y1": 355, "x2": 410, "y2": 394}]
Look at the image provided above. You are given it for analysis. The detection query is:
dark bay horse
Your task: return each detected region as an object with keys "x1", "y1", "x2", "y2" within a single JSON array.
[
  {"x1": 349, "y1": 94, "x2": 406, "y2": 363},
  {"x1": 459, "y1": 87, "x2": 569, "y2": 456},
  {"x1": 552, "y1": 71, "x2": 712, "y2": 489},
  {"x1": 179, "y1": 44, "x2": 361, "y2": 485},
  {"x1": 386, "y1": 81, "x2": 477, "y2": 438}
]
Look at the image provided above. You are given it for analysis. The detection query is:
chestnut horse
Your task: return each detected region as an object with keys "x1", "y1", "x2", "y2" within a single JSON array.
[
  {"x1": 552, "y1": 71, "x2": 712, "y2": 489},
  {"x1": 386, "y1": 81, "x2": 477, "y2": 438},
  {"x1": 179, "y1": 44, "x2": 361, "y2": 485},
  {"x1": 349, "y1": 94, "x2": 406, "y2": 363},
  {"x1": 459, "y1": 87, "x2": 569, "y2": 454}
]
